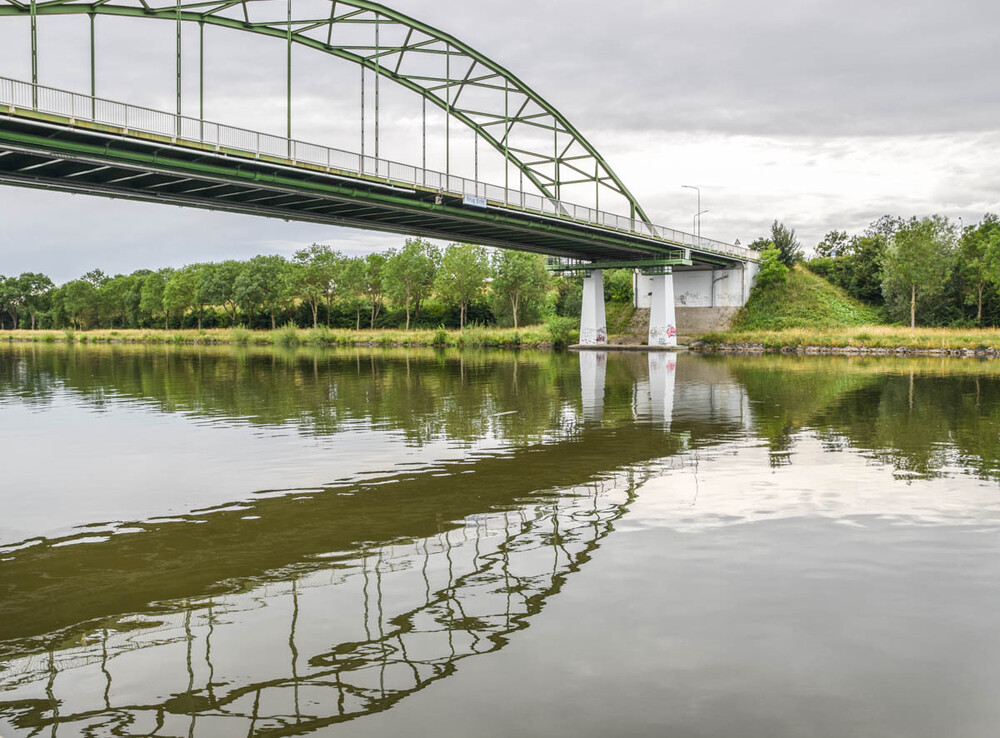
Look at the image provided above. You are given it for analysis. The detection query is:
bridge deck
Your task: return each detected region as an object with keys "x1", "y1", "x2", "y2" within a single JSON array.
[{"x1": 0, "y1": 77, "x2": 756, "y2": 266}]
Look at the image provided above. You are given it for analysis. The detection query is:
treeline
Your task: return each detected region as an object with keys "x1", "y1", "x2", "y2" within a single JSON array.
[
  {"x1": 0, "y1": 240, "x2": 635, "y2": 332},
  {"x1": 750, "y1": 214, "x2": 1000, "y2": 327}
]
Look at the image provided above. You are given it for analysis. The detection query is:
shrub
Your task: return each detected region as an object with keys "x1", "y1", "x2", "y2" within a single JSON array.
[
  {"x1": 547, "y1": 316, "x2": 578, "y2": 349},
  {"x1": 275, "y1": 322, "x2": 300, "y2": 347},
  {"x1": 307, "y1": 326, "x2": 334, "y2": 346},
  {"x1": 755, "y1": 246, "x2": 789, "y2": 289},
  {"x1": 230, "y1": 326, "x2": 252, "y2": 345}
]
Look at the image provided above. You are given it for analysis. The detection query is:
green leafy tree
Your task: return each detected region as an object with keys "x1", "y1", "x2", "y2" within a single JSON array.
[
  {"x1": 958, "y1": 214, "x2": 1000, "y2": 324},
  {"x1": 384, "y1": 239, "x2": 439, "y2": 330},
  {"x1": 339, "y1": 257, "x2": 368, "y2": 329},
  {"x1": 19, "y1": 273, "x2": 54, "y2": 330},
  {"x1": 754, "y1": 246, "x2": 789, "y2": 288},
  {"x1": 491, "y1": 250, "x2": 550, "y2": 329},
  {"x1": 882, "y1": 215, "x2": 957, "y2": 328},
  {"x1": 841, "y1": 233, "x2": 887, "y2": 305},
  {"x1": 140, "y1": 269, "x2": 173, "y2": 329},
  {"x1": 164, "y1": 266, "x2": 201, "y2": 328},
  {"x1": 101, "y1": 273, "x2": 141, "y2": 328},
  {"x1": 770, "y1": 220, "x2": 802, "y2": 266},
  {"x1": 291, "y1": 244, "x2": 343, "y2": 328},
  {"x1": 61, "y1": 280, "x2": 99, "y2": 329},
  {"x1": 435, "y1": 243, "x2": 490, "y2": 328},
  {"x1": 0, "y1": 275, "x2": 21, "y2": 329},
  {"x1": 364, "y1": 252, "x2": 387, "y2": 329},
  {"x1": 234, "y1": 255, "x2": 290, "y2": 329},
  {"x1": 603, "y1": 268, "x2": 633, "y2": 303},
  {"x1": 201, "y1": 261, "x2": 243, "y2": 326},
  {"x1": 815, "y1": 230, "x2": 850, "y2": 258}
]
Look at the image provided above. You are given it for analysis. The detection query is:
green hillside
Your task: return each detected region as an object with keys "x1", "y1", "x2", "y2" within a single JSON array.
[{"x1": 735, "y1": 265, "x2": 882, "y2": 331}]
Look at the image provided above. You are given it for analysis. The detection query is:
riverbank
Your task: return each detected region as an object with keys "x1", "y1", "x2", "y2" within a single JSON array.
[
  {"x1": 696, "y1": 326, "x2": 1000, "y2": 356},
  {"x1": 0, "y1": 325, "x2": 559, "y2": 348}
]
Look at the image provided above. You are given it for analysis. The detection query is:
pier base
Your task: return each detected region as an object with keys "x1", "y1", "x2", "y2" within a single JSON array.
[
  {"x1": 648, "y1": 272, "x2": 678, "y2": 347},
  {"x1": 580, "y1": 270, "x2": 608, "y2": 346}
]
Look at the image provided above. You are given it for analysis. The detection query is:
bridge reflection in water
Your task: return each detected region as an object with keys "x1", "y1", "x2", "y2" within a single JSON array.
[
  {"x1": 2, "y1": 477, "x2": 637, "y2": 736},
  {"x1": 0, "y1": 349, "x2": 752, "y2": 736}
]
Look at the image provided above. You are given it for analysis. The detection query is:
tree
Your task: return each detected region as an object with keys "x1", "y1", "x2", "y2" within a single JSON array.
[
  {"x1": 1, "y1": 273, "x2": 56, "y2": 330},
  {"x1": 234, "y1": 255, "x2": 290, "y2": 329},
  {"x1": 435, "y1": 243, "x2": 490, "y2": 328},
  {"x1": 61, "y1": 279, "x2": 99, "y2": 329},
  {"x1": 163, "y1": 266, "x2": 201, "y2": 328},
  {"x1": 841, "y1": 233, "x2": 887, "y2": 305},
  {"x1": 291, "y1": 244, "x2": 342, "y2": 328},
  {"x1": 101, "y1": 273, "x2": 141, "y2": 328},
  {"x1": 0, "y1": 275, "x2": 21, "y2": 329},
  {"x1": 958, "y1": 214, "x2": 1000, "y2": 324},
  {"x1": 339, "y1": 257, "x2": 368, "y2": 329},
  {"x1": 603, "y1": 268, "x2": 633, "y2": 303},
  {"x1": 881, "y1": 215, "x2": 957, "y2": 328},
  {"x1": 755, "y1": 246, "x2": 789, "y2": 288},
  {"x1": 19, "y1": 273, "x2": 54, "y2": 330},
  {"x1": 491, "y1": 250, "x2": 550, "y2": 329},
  {"x1": 202, "y1": 261, "x2": 243, "y2": 326},
  {"x1": 140, "y1": 269, "x2": 172, "y2": 329},
  {"x1": 770, "y1": 220, "x2": 802, "y2": 266},
  {"x1": 384, "y1": 239, "x2": 439, "y2": 330},
  {"x1": 815, "y1": 230, "x2": 850, "y2": 258},
  {"x1": 364, "y1": 252, "x2": 387, "y2": 329}
]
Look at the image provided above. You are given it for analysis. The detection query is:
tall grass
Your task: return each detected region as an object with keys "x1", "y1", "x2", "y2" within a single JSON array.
[
  {"x1": 273, "y1": 322, "x2": 300, "y2": 347},
  {"x1": 1, "y1": 325, "x2": 556, "y2": 349},
  {"x1": 230, "y1": 326, "x2": 252, "y2": 345}
]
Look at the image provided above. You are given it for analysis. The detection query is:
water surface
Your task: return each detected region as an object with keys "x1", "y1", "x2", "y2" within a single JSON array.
[{"x1": 2, "y1": 344, "x2": 1000, "y2": 736}]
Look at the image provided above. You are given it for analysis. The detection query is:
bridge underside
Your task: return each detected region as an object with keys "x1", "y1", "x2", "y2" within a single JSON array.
[{"x1": 0, "y1": 114, "x2": 741, "y2": 267}]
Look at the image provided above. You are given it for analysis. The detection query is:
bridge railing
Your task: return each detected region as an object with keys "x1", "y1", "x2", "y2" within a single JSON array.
[{"x1": 0, "y1": 77, "x2": 757, "y2": 263}]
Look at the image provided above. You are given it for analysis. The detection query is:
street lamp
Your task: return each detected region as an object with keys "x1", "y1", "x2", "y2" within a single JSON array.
[
  {"x1": 682, "y1": 185, "x2": 702, "y2": 240},
  {"x1": 694, "y1": 209, "x2": 709, "y2": 238}
]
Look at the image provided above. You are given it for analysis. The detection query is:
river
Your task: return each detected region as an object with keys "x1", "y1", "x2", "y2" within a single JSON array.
[{"x1": 2, "y1": 344, "x2": 1000, "y2": 737}]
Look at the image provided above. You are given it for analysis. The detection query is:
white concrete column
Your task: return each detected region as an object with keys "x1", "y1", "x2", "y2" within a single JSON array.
[
  {"x1": 579, "y1": 350, "x2": 607, "y2": 422},
  {"x1": 580, "y1": 270, "x2": 607, "y2": 346},
  {"x1": 648, "y1": 272, "x2": 678, "y2": 347}
]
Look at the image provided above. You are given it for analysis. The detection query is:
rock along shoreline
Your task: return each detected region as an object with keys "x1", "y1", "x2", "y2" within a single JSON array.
[{"x1": 692, "y1": 343, "x2": 1000, "y2": 358}]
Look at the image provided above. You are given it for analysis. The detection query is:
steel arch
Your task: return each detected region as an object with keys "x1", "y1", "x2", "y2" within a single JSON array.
[{"x1": 0, "y1": 0, "x2": 652, "y2": 223}]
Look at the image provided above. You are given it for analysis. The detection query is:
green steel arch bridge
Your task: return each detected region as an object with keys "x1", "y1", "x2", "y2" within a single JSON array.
[{"x1": 0, "y1": 0, "x2": 755, "y2": 267}]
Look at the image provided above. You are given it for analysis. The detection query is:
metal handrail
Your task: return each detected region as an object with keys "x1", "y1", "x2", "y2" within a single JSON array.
[{"x1": 0, "y1": 76, "x2": 757, "y2": 263}]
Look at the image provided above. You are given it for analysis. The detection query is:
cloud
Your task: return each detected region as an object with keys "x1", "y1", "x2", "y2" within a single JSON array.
[{"x1": 1, "y1": 0, "x2": 998, "y2": 279}]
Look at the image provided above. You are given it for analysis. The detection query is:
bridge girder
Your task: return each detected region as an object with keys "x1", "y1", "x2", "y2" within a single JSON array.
[{"x1": 0, "y1": 0, "x2": 652, "y2": 223}]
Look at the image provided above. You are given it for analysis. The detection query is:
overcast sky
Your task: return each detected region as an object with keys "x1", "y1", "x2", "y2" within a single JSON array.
[{"x1": 2, "y1": 0, "x2": 999, "y2": 283}]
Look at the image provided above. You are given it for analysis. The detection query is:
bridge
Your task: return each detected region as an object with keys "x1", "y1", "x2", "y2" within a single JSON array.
[{"x1": 0, "y1": 0, "x2": 758, "y2": 345}]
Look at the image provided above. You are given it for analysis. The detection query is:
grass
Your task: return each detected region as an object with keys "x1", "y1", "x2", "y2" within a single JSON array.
[
  {"x1": 0, "y1": 324, "x2": 559, "y2": 348},
  {"x1": 699, "y1": 325, "x2": 1000, "y2": 352},
  {"x1": 735, "y1": 265, "x2": 881, "y2": 331},
  {"x1": 605, "y1": 301, "x2": 635, "y2": 336},
  {"x1": 691, "y1": 265, "x2": 997, "y2": 353}
]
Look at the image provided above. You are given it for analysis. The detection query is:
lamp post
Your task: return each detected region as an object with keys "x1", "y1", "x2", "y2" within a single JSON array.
[
  {"x1": 682, "y1": 185, "x2": 702, "y2": 240},
  {"x1": 694, "y1": 210, "x2": 709, "y2": 239}
]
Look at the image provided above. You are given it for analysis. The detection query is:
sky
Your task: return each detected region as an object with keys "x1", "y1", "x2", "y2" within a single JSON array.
[{"x1": 1, "y1": 0, "x2": 999, "y2": 283}]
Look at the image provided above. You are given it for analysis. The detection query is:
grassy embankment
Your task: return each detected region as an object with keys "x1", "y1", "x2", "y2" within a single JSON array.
[
  {"x1": 699, "y1": 266, "x2": 1000, "y2": 352},
  {"x1": 0, "y1": 324, "x2": 557, "y2": 348}
]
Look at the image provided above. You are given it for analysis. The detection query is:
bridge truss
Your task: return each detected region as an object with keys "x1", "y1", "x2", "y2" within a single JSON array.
[{"x1": 0, "y1": 0, "x2": 650, "y2": 219}]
